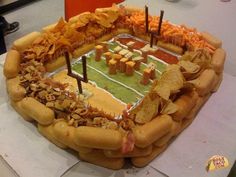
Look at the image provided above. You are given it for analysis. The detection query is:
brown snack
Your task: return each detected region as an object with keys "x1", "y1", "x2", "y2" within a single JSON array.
[
  {"x1": 201, "y1": 31, "x2": 222, "y2": 49},
  {"x1": 131, "y1": 145, "x2": 167, "y2": 167},
  {"x1": 6, "y1": 76, "x2": 26, "y2": 102},
  {"x1": 104, "y1": 145, "x2": 152, "y2": 158},
  {"x1": 13, "y1": 31, "x2": 41, "y2": 51},
  {"x1": 95, "y1": 45, "x2": 103, "y2": 62},
  {"x1": 171, "y1": 91, "x2": 199, "y2": 122},
  {"x1": 141, "y1": 68, "x2": 151, "y2": 85},
  {"x1": 20, "y1": 97, "x2": 55, "y2": 125},
  {"x1": 125, "y1": 61, "x2": 135, "y2": 76},
  {"x1": 79, "y1": 149, "x2": 125, "y2": 170},
  {"x1": 74, "y1": 126, "x2": 123, "y2": 150},
  {"x1": 104, "y1": 52, "x2": 112, "y2": 65},
  {"x1": 113, "y1": 54, "x2": 122, "y2": 69},
  {"x1": 38, "y1": 123, "x2": 67, "y2": 149},
  {"x1": 120, "y1": 58, "x2": 129, "y2": 72},
  {"x1": 4, "y1": 50, "x2": 21, "y2": 79},
  {"x1": 134, "y1": 115, "x2": 173, "y2": 148},
  {"x1": 109, "y1": 59, "x2": 117, "y2": 74},
  {"x1": 211, "y1": 48, "x2": 226, "y2": 74}
]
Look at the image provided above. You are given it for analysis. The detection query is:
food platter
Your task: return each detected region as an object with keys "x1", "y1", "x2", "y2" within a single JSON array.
[{"x1": 3, "y1": 4, "x2": 226, "y2": 170}]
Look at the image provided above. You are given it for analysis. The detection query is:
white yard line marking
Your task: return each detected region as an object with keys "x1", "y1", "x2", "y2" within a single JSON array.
[{"x1": 87, "y1": 64, "x2": 144, "y2": 97}]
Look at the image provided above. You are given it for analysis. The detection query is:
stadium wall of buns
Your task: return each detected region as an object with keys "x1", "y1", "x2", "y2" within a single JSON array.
[{"x1": 3, "y1": 5, "x2": 226, "y2": 169}]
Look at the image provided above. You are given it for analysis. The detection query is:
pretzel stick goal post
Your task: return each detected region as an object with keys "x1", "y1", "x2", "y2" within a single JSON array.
[{"x1": 65, "y1": 52, "x2": 88, "y2": 94}]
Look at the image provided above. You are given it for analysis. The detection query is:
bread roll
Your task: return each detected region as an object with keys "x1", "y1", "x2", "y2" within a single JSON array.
[
  {"x1": 131, "y1": 145, "x2": 167, "y2": 167},
  {"x1": 79, "y1": 150, "x2": 124, "y2": 170},
  {"x1": 6, "y1": 76, "x2": 26, "y2": 102},
  {"x1": 212, "y1": 73, "x2": 223, "y2": 92},
  {"x1": 211, "y1": 48, "x2": 226, "y2": 74},
  {"x1": 157, "y1": 41, "x2": 183, "y2": 55},
  {"x1": 3, "y1": 50, "x2": 21, "y2": 79},
  {"x1": 38, "y1": 123, "x2": 67, "y2": 149},
  {"x1": 13, "y1": 31, "x2": 41, "y2": 51},
  {"x1": 154, "y1": 119, "x2": 182, "y2": 147},
  {"x1": 53, "y1": 120, "x2": 92, "y2": 153},
  {"x1": 20, "y1": 97, "x2": 55, "y2": 125},
  {"x1": 186, "y1": 94, "x2": 211, "y2": 120},
  {"x1": 104, "y1": 145, "x2": 152, "y2": 158},
  {"x1": 201, "y1": 31, "x2": 222, "y2": 49},
  {"x1": 11, "y1": 101, "x2": 33, "y2": 122},
  {"x1": 73, "y1": 43, "x2": 95, "y2": 58},
  {"x1": 171, "y1": 91, "x2": 198, "y2": 121},
  {"x1": 74, "y1": 126, "x2": 123, "y2": 150},
  {"x1": 134, "y1": 115, "x2": 173, "y2": 148},
  {"x1": 190, "y1": 69, "x2": 216, "y2": 96},
  {"x1": 42, "y1": 23, "x2": 57, "y2": 32},
  {"x1": 45, "y1": 55, "x2": 67, "y2": 72}
]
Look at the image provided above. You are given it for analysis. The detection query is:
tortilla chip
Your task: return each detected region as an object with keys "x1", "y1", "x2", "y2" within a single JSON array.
[
  {"x1": 178, "y1": 60, "x2": 200, "y2": 73},
  {"x1": 161, "y1": 100, "x2": 178, "y2": 115},
  {"x1": 153, "y1": 64, "x2": 185, "y2": 100},
  {"x1": 129, "y1": 94, "x2": 160, "y2": 124}
]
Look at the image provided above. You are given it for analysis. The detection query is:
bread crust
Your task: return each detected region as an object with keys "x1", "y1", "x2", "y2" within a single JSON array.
[
  {"x1": 20, "y1": 97, "x2": 55, "y2": 125},
  {"x1": 134, "y1": 115, "x2": 173, "y2": 148},
  {"x1": 157, "y1": 40, "x2": 183, "y2": 55},
  {"x1": 79, "y1": 149, "x2": 124, "y2": 170},
  {"x1": 131, "y1": 145, "x2": 167, "y2": 167},
  {"x1": 4, "y1": 50, "x2": 21, "y2": 79},
  {"x1": 13, "y1": 31, "x2": 41, "y2": 51},
  {"x1": 104, "y1": 145, "x2": 152, "y2": 158},
  {"x1": 201, "y1": 31, "x2": 222, "y2": 49},
  {"x1": 6, "y1": 76, "x2": 26, "y2": 102},
  {"x1": 190, "y1": 69, "x2": 217, "y2": 96},
  {"x1": 171, "y1": 91, "x2": 199, "y2": 121},
  {"x1": 74, "y1": 126, "x2": 123, "y2": 150},
  {"x1": 211, "y1": 48, "x2": 226, "y2": 74},
  {"x1": 38, "y1": 123, "x2": 67, "y2": 149}
]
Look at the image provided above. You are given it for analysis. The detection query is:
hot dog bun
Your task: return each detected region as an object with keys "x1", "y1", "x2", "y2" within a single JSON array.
[
  {"x1": 157, "y1": 41, "x2": 183, "y2": 55},
  {"x1": 131, "y1": 145, "x2": 167, "y2": 167},
  {"x1": 211, "y1": 48, "x2": 226, "y2": 74},
  {"x1": 6, "y1": 76, "x2": 26, "y2": 102},
  {"x1": 171, "y1": 91, "x2": 198, "y2": 122},
  {"x1": 53, "y1": 120, "x2": 92, "y2": 153},
  {"x1": 190, "y1": 69, "x2": 217, "y2": 96},
  {"x1": 4, "y1": 50, "x2": 21, "y2": 79},
  {"x1": 13, "y1": 31, "x2": 41, "y2": 51},
  {"x1": 11, "y1": 101, "x2": 33, "y2": 122},
  {"x1": 74, "y1": 126, "x2": 123, "y2": 150},
  {"x1": 20, "y1": 97, "x2": 55, "y2": 125},
  {"x1": 201, "y1": 31, "x2": 222, "y2": 49},
  {"x1": 134, "y1": 115, "x2": 173, "y2": 148},
  {"x1": 38, "y1": 123, "x2": 67, "y2": 149},
  {"x1": 104, "y1": 145, "x2": 152, "y2": 158},
  {"x1": 79, "y1": 149, "x2": 124, "y2": 170}
]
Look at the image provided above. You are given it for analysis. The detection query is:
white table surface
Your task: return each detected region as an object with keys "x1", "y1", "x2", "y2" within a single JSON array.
[{"x1": 1, "y1": 1, "x2": 236, "y2": 176}]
